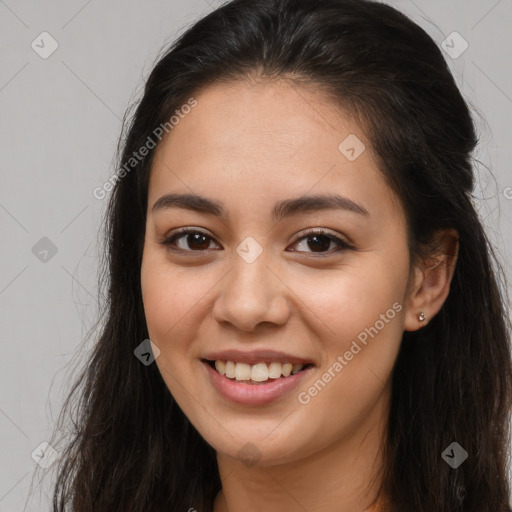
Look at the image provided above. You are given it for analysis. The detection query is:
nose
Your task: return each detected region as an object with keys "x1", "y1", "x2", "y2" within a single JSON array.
[{"x1": 211, "y1": 251, "x2": 291, "y2": 333}]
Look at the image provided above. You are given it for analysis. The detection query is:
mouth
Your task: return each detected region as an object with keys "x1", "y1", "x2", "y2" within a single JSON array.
[
  {"x1": 202, "y1": 358, "x2": 315, "y2": 385},
  {"x1": 201, "y1": 357, "x2": 316, "y2": 405}
]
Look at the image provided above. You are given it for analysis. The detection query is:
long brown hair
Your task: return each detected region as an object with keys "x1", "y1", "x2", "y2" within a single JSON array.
[{"x1": 49, "y1": 0, "x2": 512, "y2": 510}]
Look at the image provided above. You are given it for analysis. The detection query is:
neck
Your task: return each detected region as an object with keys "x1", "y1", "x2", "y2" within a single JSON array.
[{"x1": 213, "y1": 387, "x2": 390, "y2": 512}]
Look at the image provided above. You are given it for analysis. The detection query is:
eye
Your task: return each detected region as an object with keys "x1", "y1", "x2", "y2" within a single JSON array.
[
  {"x1": 158, "y1": 227, "x2": 354, "y2": 255},
  {"x1": 287, "y1": 228, "x2": 354, "y2": 255},
  {"x1": 158, "y1": 228, "x2": 220, "y2": 252}
]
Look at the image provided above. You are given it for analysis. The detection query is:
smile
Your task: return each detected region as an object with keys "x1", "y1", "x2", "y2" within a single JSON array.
[
  {"x1": 201, "y1": 359, "x2": 315, "y2": 405},
  {"x1": 207, "y1": 359, "x2": 313, "y2": 383}
]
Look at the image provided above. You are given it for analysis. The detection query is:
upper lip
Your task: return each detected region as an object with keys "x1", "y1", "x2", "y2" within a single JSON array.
[{"x1": 202, "y1": 349, "x2": 315, "y2": 366}]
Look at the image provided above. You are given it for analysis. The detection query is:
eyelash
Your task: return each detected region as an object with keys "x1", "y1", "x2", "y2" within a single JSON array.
[{"x1": 157, "y1": 227, "x2": 355, "y2": 256}]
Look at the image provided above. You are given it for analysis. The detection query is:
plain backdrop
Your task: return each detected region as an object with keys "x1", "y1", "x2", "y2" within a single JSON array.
[{"x1": 0, "y1": 0, "x2": 511, "y2": 510}]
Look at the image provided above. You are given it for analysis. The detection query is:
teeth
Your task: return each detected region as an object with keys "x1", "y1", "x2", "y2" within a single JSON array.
[
  {"x1": 225, "y1": 361, "x2": 236, "y2": 379},
  {"x1": 213, "y1": 360, "x2": 306, "y2": 381},
  {"x1": 282, "y1": 363, "x2": 293, "y2": 377},
  {"x1": 251, "y1": 363, "x2": 269, "y2": 382},
  {"x1": 235, "y1": 362, "x2": 251, "y2": 381},
  {"x1": 268, "y1": 362, "x2": 282, "y2": 379},
  {"x1": 292, "y1": 363, "x2": 303, "y2": 375},
  {"x1": 215, "y1": 360, "x2": 226, "y2": 375}
]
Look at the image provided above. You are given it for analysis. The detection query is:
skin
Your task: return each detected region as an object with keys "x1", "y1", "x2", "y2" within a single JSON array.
[{"x1": 140, "y1": 77, "x2": 459, "y2": 512}]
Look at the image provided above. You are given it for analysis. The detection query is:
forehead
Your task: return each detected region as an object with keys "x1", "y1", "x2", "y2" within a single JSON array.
[
  {"x1": 148, "y1": 79, "x2": 404, "y2": 226},
  {"x1": 159, "y1": 78, "x2": 355, "y2": 158}
]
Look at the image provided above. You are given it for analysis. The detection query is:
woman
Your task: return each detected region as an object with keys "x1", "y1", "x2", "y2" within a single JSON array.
[{"x1": 50, "y1": 0, "x2": 512, "y2": 510}]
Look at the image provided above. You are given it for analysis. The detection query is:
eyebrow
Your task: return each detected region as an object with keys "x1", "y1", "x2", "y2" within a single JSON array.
[{"x1": 151, "y1": 192, "x2": 369, "y2": 221}]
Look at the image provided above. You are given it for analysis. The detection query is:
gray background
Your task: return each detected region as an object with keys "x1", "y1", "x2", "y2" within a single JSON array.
[{"x1": 0, "y1": 0, "x2": 511, "y2": 510}]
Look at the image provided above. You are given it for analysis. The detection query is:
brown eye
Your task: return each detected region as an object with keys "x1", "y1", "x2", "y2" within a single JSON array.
[
  {"x1": 288, "y1": 229, "x2": 354, "y2": 255},
  {"x1": 159, "y1": 228, "x2": 220, "y2": 252},
  {"x1": 301, "y1": 234, "x2": 333, "y2": 252},
  {"x1": 180, "y1": 232, "x2": 212, "y2": 251},
  {"x1": 158, "y1": 227, "x2": 354, "y2": 255}
]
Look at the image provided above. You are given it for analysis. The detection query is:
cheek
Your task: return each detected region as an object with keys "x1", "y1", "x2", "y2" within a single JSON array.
[
  {"x1": 300, "y1": 260, "x2": 407, "y2": 343},
  {"x1": 297, "y1": 294, "x2": 404, "y2": 441},
  {"x1": 140, "y1": 253, "x2": 210, "y2": 405},
  {"x1": 141, "y1": 254, "x2": 195, "y2": 347},
  {"x1": 140, "y1": 254, "x2": 208, "y2": 342},
  {"x1": 298, "y1": 250, "x2": 408, "y2": 406}
]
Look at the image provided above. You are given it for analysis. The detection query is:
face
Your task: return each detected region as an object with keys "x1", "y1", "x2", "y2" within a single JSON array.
[{"x1": 141, "y1": 78, "x2": 413, "y2": 467}]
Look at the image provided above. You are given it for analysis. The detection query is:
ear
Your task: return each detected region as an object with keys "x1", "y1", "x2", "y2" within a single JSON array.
[{"x1": 403, "y1": 228, "x2": 459, "y2": 332}]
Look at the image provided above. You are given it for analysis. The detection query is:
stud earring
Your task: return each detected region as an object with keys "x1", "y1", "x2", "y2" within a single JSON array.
[{"x1": 418, "y1": 311, "x2": 426, "y2": 322}]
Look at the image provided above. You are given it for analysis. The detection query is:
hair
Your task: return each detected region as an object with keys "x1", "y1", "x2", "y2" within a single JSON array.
[{"x1": 49, "y1": 0, "x2": 512, "y2": 510}]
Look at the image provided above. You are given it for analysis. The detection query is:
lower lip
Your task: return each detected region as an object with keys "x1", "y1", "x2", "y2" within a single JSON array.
[{"x1": 202, "y1": 360, "x2": 314, "y2": 406}]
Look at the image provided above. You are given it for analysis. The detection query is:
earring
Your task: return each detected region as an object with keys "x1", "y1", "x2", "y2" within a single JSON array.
[{"x1": 418, "y1": 311, "x2": 426, "y2": 323}]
